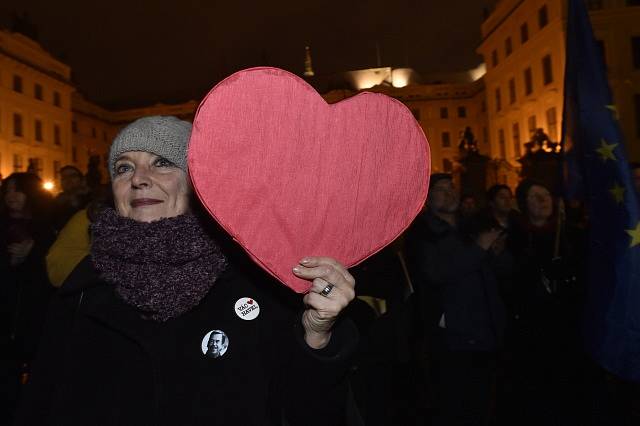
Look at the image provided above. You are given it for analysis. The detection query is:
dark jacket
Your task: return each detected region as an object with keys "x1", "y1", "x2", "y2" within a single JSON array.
[
  {"x1": 16, "y1": 257, "x2": 358, "y2": 426},
  {"x1": 406, "y1": 212, "x2": 507, "y2": 352}
]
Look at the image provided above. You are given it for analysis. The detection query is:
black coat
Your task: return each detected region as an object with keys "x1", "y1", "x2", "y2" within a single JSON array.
[
  {"x1": 405, "y1": 212, "x2": 507, "y2": 352},
  {"x1": 16, "y1": 257, "x2": 358, "y2": 426}
]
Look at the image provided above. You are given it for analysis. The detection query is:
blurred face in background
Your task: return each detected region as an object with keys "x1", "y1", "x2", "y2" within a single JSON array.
[
  {"x1": 526, "y1": 184, "x2": 553, "y2": 224},
  {"x1": 490, "y1": 188, "x2": 513, "y2": 216},
  {"x1": 60, "y1": 167, "x2": 84, "y2": 193},
  {"x1": 428, "y1": 178, "x2": 459, "y2": 215},
  {"x1": 4, "y1": 180, "x2": 26, "y2": 215}
]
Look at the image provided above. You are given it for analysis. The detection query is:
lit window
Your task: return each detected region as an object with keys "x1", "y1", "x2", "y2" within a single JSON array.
[
  {"x1": 458, "y1": 106, "x2": 467, "y2": 118},
  {"x1": 54, "y1": 124, "x2": 61, "y2": 145},
  {"x1": 440, "y1": 107, "x2": 449, "y2": 119},
  {"x1": 53, "y1": 91, "x2": 61, "y2": 107},
  {"x1": 499, "y1": 129, "x2": 506, "y2": 159},
  {"x1": 513, "y1": 123, "x2": 521, "y2": 157},
  {"x1": 505, "y1": 37, "x2": 513, "y2": 57},
  {"x1": 492, "y1": 50, "x2": 499, "y2": 67},
  {"x1": 509, "y1": 78, "x2": 516, "y2": 104},
  {"x1": 546, "y1": 107, "x2": 558, "y2": 141},
  {"x1": 528, "y1": 115, "x2": 537, "y2": 136},
  {"x1": 495, "y1": 88, "x2": 502, "y2": 112}
]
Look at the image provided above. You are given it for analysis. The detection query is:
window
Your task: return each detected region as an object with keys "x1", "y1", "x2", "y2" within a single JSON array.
[
  {"x1": 443, "y1": 158, "x2": 453, "y2": 173},
  {"x1": 54, "y1": 124, "x2": 61, "y2": 145},
  {"x1": 524, "y1": 67, "x2": 533, "y2": 95},
  {"x1": 483, "y1": 126, "x2": 488, "y2": 145},
  {"x1": 34, "y1": 83, "x2": 43, "y2": 100},
  {"x1": 528, "y1": 115, "x2": 537, "y2": 136},
  {"x1": 499, "y1": 129, "x2": 506, "y2": 159},
  {"x1": 13, "y1": 154, "x2": 23, "y2": 172},
  {"x1": 542, "y1": 54, "x2": 553, "y2": 85},
  {"x1": 54, "y1": 161, "x2": 61, "y2": 182},
  {"x1": 440, "y1": 107, "x2": 449, "y2": 119},
  {"x1": 458, "y1": 106, "x2": 467, "y2": 118},
  {"x1": 509, "y1": 78, "x2": 517, "y2": 104},
  {"x1": 495, "y1": 88, "x2": 502, "y2": 112},
  {"x1": 492, "y1": 50, "x2": 499, "y2": 67},
  {"x1": 411, "y1": 108, "x2": 421, "y2": 120},
  {"x1": 30, "y1": 158, "x2": 43, "y2": 176},
  {"x1": 13, "y1": 75, "x2": 23, "y2": 93},
  {"x1": 538, "y1": 5, "x2": 549, "y2": 29},
  {"x1": 72, "y1": 146, "x2": 78, "y2": 163},
  {"x1": 505, "y1": 37, "x2": 513, "y2": 57},
  {"x1": 35, "y1": 119, "x2": 43, "y2": 142},
  {"x1": 13, "y1": 113, "x2": 23, "y2": 137},
  {"x1": 72, "y1": 120, "x2": 78, "y2": 133},
  {"x1": 53, "y1": 91, "x2": 61, "y2": 107},
  {"x1": 632, "y1": 37, "x2": 640, "y2": 69},
  {"x1": 520, "y1": 23, "x2": 529, "y2": 43},
  {"x1": 513, "y1": 123, "x2": 522, "y2": 157},
  {"x1": 442, "y1": 131, "x2": 451, "y2": 148},
  {"x1": 586, "y1": 0, "x2": 603, "y2": 10},
  {"x1": 92, "y1": 127, "x2": 97, "y2": 138},
  {"x1": 546, "y1": 107, "x2": 558, "y2": 141}
]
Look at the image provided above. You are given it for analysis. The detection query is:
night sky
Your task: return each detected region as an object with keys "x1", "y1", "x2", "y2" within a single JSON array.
[{"x1": 1, "y1": 0, "x2": 496, "y2": 109}]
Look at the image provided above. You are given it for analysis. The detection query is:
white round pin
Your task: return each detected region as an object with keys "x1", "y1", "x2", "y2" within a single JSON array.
[
  {"x1": 201, "y1": 330, "x2": 229, "y2": 359},
  {"x1": 234, "y1": 297, "x2": 260, "y2": 320}
]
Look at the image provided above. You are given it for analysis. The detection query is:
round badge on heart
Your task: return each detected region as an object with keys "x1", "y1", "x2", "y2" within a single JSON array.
[{"x1": 189, "y1": 67, "x2": 431, "y2": 293}]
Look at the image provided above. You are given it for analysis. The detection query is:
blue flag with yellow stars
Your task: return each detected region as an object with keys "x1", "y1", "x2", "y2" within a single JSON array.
[{"x1": 562, "y1": 0, "x2": 640, "y2": 382}]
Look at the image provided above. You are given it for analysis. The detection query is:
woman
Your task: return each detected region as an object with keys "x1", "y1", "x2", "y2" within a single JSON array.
[
  {"x1": 0, "y1": 173, "x2": 55, "y2": 424},
  {"x1": 17, "y1": 116, "x2": 358, "y2": 426},
  {"x1": 506, "y1": 179, "x2": 587, "y2": 425}
]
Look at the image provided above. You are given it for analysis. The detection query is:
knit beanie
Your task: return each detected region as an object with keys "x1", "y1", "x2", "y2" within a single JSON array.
[{"x1": 108, "y1": 116, "x2": 192, "y2": 178}]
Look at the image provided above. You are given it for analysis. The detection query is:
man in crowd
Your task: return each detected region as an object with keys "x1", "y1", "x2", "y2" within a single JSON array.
[
  {"x1": 53, "y1": 165, "x2": 89, "y2": 230},
  {"x1": 406, "y1": 173, "x2": 507, "y2": 426}
]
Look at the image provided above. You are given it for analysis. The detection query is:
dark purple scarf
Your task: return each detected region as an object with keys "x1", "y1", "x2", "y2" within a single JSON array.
[{"x1": 91, "y1": 208, "x2": 227, "y2": 322}]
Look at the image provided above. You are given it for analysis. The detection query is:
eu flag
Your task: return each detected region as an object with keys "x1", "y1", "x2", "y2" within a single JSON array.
[{"x1": 562, "y1": 0, "x2": 640, "y2": 382}]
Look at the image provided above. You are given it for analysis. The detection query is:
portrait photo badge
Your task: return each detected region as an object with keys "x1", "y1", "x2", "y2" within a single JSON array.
[
  {"x1": 234, "y1": 297, "x2": 260, "y2": 320},
  {"x1": 201, "y1": 330, "x2": 229, "y2": 359}
]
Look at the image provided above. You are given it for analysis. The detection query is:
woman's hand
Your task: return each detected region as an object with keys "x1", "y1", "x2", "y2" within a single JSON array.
[
  {"x1": 8, "y1": 239, "x2": 34, "y2": 266},
  {"x1": 292, "y1": 257, "x2": 356, "y2": 349}
]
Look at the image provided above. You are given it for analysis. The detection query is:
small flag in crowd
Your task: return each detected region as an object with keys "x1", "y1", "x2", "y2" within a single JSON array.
[{"x1": 562, "y1": 0, "x2": 640, "y2": 382}]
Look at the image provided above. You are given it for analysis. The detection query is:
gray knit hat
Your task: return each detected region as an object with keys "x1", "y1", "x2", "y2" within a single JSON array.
[{"x1": 108, "y1": 116, "x2": 192, "y2": 178}]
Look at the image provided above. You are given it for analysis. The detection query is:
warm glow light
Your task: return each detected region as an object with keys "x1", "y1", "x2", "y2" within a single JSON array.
[
  {"x1": 468, "y1": 63, "x2": 487, "y2": 81},
  {"x1": 43, "y1": 181, "x2": 55, "y2": 191},
  {"x1": 391, "y1": 68, "x2": 411, "y2": 88}
]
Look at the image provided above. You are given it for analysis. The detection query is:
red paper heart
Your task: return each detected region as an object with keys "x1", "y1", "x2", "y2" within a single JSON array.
[
  {"x1": 247, "y1": 299, "x2": 253, "y2": 305},
  {"x1": 189, "y1": 67, "x2": 430, "y2": 293}
]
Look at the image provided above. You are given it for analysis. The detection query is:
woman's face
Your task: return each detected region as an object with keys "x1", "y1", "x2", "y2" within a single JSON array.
[
  {"x1": 4, "y1": 180, "x2": 26, "y2": 214},
  {"x1": 112, "y1": 151, "x2": 190, "y2": 222},
  {"x1": 526, "y1": 184, "x2": 553, "y2": 223}
]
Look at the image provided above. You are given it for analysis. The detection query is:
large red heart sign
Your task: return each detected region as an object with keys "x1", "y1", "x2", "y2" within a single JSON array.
[{"x1": 189, "y1": 67, "x2": 430, "y2": 293}]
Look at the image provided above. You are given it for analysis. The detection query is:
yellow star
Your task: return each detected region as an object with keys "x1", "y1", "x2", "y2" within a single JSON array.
[
  {"x1": 609, "y1": 182, "x2": 625, "y2": 204},
  {"x1": 596, "y1": 139, "x2": 618, "y2": 162},
  {"x1": 605, "y1": 104, "x2": 619, "y2": 120},
  {"x1": 627, "y1": 222, "x2": 640, "y2": 248}
]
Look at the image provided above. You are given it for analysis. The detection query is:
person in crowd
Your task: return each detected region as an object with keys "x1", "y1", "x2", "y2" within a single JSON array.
[
  {"x1": 52, "y1": 165, "x2": 90, "y2": 231},
  {"x1": 486, "y1": 184, "x2": 515, "y2": 230},
  {"x1": 405, "y1": 173, "x2": 506, "y2": 426},
  {"x1": 0, "y1": 173, "x2": 55, "y2": 425},
  {"x1": 459, "y1": 192, "x2": 479, "y2": 221},
  {"x1": 506, "y1": 179, "x2": 587, "y2": 425},
  {"x1": 16, "y1": 116, "x2": 358, "y2": 426}
]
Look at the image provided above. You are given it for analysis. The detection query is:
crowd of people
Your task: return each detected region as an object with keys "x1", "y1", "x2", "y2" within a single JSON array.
[{"x1": 1, "y1": 116, "x2": 639, "y2": 425}]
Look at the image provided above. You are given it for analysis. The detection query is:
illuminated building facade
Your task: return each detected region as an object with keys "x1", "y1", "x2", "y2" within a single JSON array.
[
  {"x1": 478, "y1": 0, "x2": 640, "y2": 182},
  {"x1": 0, "y1": 30, "x2": 73, "y2": 187}
]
